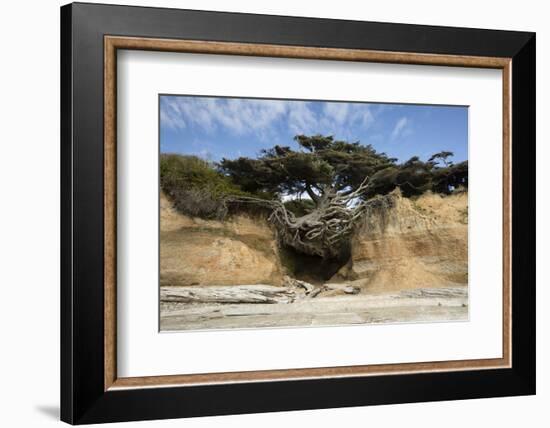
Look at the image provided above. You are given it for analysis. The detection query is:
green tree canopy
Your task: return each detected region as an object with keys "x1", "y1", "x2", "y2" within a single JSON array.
[{"x1": 219, "y1": 135, "x2": 398, "y2": 204}]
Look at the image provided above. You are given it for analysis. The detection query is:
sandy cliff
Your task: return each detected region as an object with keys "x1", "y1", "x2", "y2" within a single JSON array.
[
  {"x1": 160, "y1": 192, "x2": 285, "y2": 286},
  {"x1": 160, "y1": 189, "x2": 468, "y2": 291},
  {"x1": 337, "y1": 189, "x2": 468, "y2": 291}
]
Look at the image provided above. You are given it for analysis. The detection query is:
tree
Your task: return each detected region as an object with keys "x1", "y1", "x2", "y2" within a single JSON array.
[
  {"x1": 219, "y1": 135, "x2": 397, "y2": 258},
  {"x1": 428, "y1": 151, "x2": 454, "y2": 167},
  {"x1": 425, "y1": 152, "x2": 470, "y2": 194},
  {"x1": 431, "y1": 160, "x2": 468, "y2": 194},
  {"x1": 162, "y1": 136, "x2": 467, "y2": 261}
]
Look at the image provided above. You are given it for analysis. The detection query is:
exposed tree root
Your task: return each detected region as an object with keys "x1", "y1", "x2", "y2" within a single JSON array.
[{"x1": 224, "y1": 177, "x2": 395, "y2": 259}]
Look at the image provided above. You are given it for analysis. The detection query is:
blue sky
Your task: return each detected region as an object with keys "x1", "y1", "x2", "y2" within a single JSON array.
[{"x1": 160, "y1": 95, "x2": 468, "y2": 163}]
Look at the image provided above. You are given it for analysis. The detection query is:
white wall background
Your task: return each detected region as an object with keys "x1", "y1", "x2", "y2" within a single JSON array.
[{"x1": 0, "y1": 0, "x2": 546, "y2": 426}]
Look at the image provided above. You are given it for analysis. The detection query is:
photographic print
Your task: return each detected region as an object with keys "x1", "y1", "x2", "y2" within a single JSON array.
[{"x1": 159, "y1": 95, "x2": 468, "y2": 331}]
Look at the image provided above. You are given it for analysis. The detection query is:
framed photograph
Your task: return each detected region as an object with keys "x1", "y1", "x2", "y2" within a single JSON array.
[{"x1": 61, "y1": 2, "x2": 535, "y2": 424}]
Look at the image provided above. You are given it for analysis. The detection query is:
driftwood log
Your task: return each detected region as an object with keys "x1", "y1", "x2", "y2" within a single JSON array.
[
  {"x1": 160, "y1": 286, "x2": 469, "y2": 331},
  {"x1": 161, "y1": 285, "x2": 297, "y2": 304},
  {"x1": 281, "y1": 276, "x2": 359, "y2": 298},
  {"x1": 161, "y1": 278, "x2": 360, "y2": 305}
]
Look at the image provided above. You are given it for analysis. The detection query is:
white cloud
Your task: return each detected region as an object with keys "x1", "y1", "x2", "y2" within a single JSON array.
[
  {"x1": 351, "y1": 105, "x2": 374, "y2": 129},
  {"x1": 320, "y1": 103, "x2": 374, "y2": 138},
  {"x1": 160, "y1": 96, "x2": 378, "y2": 141},
  {"x1": 288, "y1": 102, "x2": 317, "y2": 134},
  {"x1": 161, "y1": 97, "x2": 288, "y2": 137},
  {"x1": 323, "y1": 103, "x2": 349, "y2": 125},
  {"x1": 391, "y1": 116, "x2": 412, "y2": 140},
  {"x1": 160, "y1": 99, "x2": 187, "y2": 129},
  {"x1": 221, "y1": 99, "x2": 288, "y2": 135}
]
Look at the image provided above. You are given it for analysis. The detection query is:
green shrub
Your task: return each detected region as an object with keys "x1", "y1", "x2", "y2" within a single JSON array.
[
  {"x1": 160, "y1": 154, "x2": 249, "y2": 219},
  {"x1": 161, "y1": 154, "x2": 243, "y2": 196}
]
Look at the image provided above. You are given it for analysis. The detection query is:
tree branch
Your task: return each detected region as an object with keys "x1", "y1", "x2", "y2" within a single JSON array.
[{"x1": 304, "y1": 183, "x2": 319, "y2": 204}]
